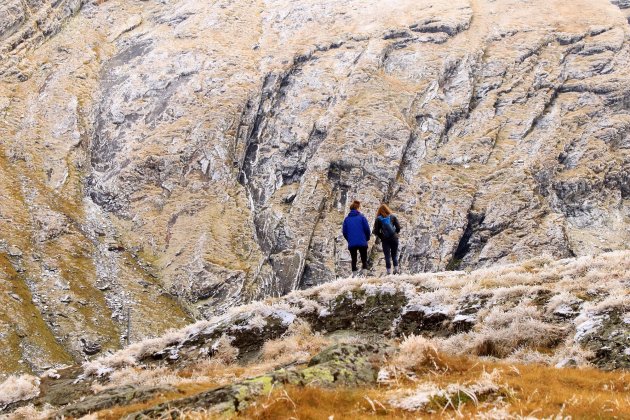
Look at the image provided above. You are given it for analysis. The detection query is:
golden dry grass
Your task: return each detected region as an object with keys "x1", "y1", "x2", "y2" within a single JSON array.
[
  {"x1": 260, "y1": 319, "x2": 331, "y2": 366},
  {"x1": 239, "y1": 356, "x2": 630, "y2": 419},
  {"x1": 94, "y1": 374, "x2": 241, "y2": 420},
  {"x1": 76, "y1": 342, "x2": 630, "y2": 420},
  {"x1": 89, "y1": 354, "x2": 627, "y2": 419},
  {"x1": 241, "y1": 386, "x2": 412, "y2": 420},
  {"x1": 95, "y1": 389, "x2": 187, "y2": 420}
]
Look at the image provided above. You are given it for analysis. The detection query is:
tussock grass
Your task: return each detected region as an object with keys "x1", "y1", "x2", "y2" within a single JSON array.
[
  {"x1": 261, "y1": 320, "x2": 330, "y2": 367},
  {"x1": 392, "y1": 335, "x2": 443, "y2": 371},
  {"x1": 239, "y1": 356, "x2": 630, "y2": 419},
  {"x1": 0, "y1": 374, "x2": 40, "y2": 406},
  {"x1": 0, "y1": 404, "x2": 53, "y2": 420},
  {"x1": 91, "y1": 334, "x2": 241, "y2": 393}
]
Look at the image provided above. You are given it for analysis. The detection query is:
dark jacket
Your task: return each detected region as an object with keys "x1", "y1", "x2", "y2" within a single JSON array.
[
  {"x1": 342, "y1": 210, "x2": 371, "y2": 248},
  {"x1": 373, "y1": 214, "x2": 401, "y2": 241}
]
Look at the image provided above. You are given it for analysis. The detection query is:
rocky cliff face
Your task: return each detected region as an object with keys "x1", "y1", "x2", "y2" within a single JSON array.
[{"x1": 0, "y1": 0, "x2": 629, "y2": 377}]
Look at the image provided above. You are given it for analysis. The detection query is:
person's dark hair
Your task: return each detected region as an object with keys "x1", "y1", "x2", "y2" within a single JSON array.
[
  {"x1": 350, "y1": 200, "x2": 361, "y2": 211},
  {"x1": 377, "y1": 203, "x2": 392, "y2": 217}
]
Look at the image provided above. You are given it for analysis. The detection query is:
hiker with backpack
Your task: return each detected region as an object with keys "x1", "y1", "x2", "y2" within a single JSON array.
[
  {"x1": 342, "y1": 200, "x2": 372, "y2": 277},
  {"x1": 373, "y1": 203, "x2": 401, "y2": 275}
]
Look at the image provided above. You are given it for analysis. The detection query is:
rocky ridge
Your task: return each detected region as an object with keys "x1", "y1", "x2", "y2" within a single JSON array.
[
  {"x1": 0, "y1": 0, "x2": 629, "y2": 376},
  {"x1": 0, "y1": 251, "x2": 628, "y2": 418}
]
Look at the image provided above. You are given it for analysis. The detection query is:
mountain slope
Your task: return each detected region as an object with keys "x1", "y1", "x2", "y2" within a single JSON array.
[{"x1": 0, "y1": 0, "x2": 629, "y2": 376}]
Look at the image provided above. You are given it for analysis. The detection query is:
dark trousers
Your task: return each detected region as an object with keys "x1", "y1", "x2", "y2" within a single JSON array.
[
  {"x1": 349, "y1": 246, "x2": 368, "y2": 271},
  {"x1": 382, "y1": 238, "x2": 399, "y2": 269}
]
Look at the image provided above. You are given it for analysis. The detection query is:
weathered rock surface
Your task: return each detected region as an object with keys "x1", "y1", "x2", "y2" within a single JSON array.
[
  {"x1": 577, "y1": 307, "x2": 630, "y2": 370},
  {"x1": 128, "y1": 343, "x2": 389, "y2": 418},
  {"x1": 113, "y1": 251, "x2": 628, "y2": 373},
  {"x1": 0, "y1": 0, "x2": 629, "y2": 376}
]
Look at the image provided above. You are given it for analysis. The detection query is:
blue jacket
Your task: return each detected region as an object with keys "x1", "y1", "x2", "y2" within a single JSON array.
[{"x1": 342, "y1": 210, "x2": 371, "y2": 248}]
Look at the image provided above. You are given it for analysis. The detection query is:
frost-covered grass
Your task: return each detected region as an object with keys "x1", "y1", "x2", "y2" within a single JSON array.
[
  {"x1": 300, "y1": 250, "x2": 629, "y2": 300},
  {"x1": 88, "y1": 332, "x2": 241, "y2": 394},
  {"x1": 0, "y1": 404, "x2": 53, "y2": 420},
  {"x1": 261, "y1": 320, "x2": 330, "y2": 366},
  {"x1": 0, "y1": 374, "x2": 40, "y2": 407},
  {"x1": 82, "y1": 303, "x2": 296, "y2": 377},
  {"x1": 392, "y1": 335, "x2": 441, "y2": 371},
  {"x1": 388, "y1": 369, "x2": 509, "y2": 412},
  {"x1": 80, "y1": 251, "x2": 628, "y2": 379},
  {"x1": 90, "y1": 366, "x2": 185, "y2": 393}
]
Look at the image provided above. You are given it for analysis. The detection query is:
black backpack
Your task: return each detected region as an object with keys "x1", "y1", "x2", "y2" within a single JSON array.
[{"x1": 379, "y1": 215, "x2": 396, "y2": 239}]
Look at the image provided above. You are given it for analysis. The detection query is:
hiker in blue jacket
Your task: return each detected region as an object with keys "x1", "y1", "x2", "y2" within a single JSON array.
[
  {"x1": 373, "y1": 203, "x2": 401, "y2": 275},
  {"x1": 342, "y1": 200, "x2": 371, "y2": 277}
]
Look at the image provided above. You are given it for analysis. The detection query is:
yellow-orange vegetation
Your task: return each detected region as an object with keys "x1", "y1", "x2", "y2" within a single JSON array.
[
  {"x1": 67, "y1": 346, "x2": 630, "y2": 420},
  {"x1": 239, "y1": 356, "x2": 630, "y2": 420}
]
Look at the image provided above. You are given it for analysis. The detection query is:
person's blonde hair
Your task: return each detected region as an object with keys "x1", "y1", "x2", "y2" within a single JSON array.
[
  {"x1": 377, "y1": 203, "x2": 392, "y2": 217},
  {"x1": 350, "y1": 200, "x2": 361, "y2": 210}
]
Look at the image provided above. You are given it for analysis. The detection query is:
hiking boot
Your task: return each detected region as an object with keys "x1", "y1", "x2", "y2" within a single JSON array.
[
  {"x1": 386, "y1": 268, "x2": 392, "y2": 275},
  {"x1": 393, "y1": 266, "x2": 400, "y2": 275},
  {"x1": 351, "y1": 270, "x2": 359, "y2": 278},
  {"x1": 357, "y1": 269, "x2": 367, "y2": 278}
]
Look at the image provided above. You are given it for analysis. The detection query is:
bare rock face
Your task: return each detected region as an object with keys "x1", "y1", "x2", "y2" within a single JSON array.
[{"x1": 0, "y1": 0, "x2": 629, "y2": 376}]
